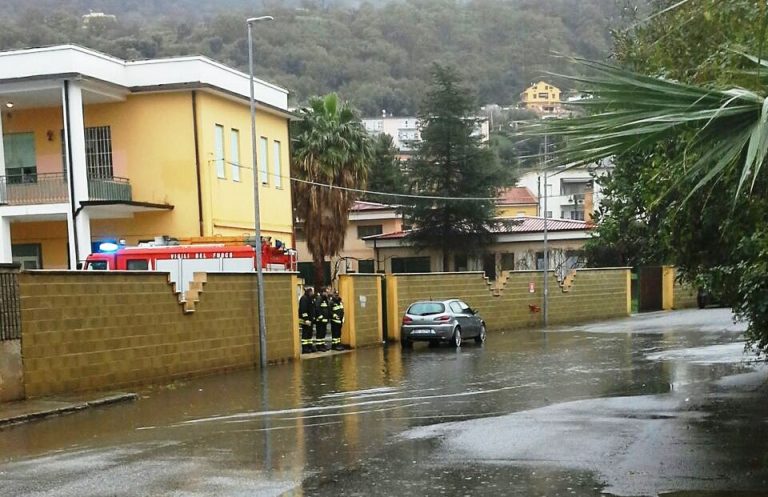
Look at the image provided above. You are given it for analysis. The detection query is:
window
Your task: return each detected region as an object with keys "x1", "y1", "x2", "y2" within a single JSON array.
[
  {"x1": 449, "y1": 301, "x2": 463, "y2": 313},
  {"x1": 273, "y1": 140, "x2": 282, "y2": 188},
  {"x1": 501, "y1": 253, "x2": 515, "y2": 271},
  {"x1": 87, "y1": 261, "x2": 108, "y2": 271},
  {"x1": 214, "y1": 124, "x2": 225, "y2": 179},
  {"x1": 12, "y1": 243, "x2": 42, "y2": 269},
  {"x1": 407, "y1": 302, "x2": 445, "y2": 316},
  {"x1": 538, "y1": 92, "x2": 549, "y2": 99},
  {"x1": 126, "y1": 259, "x2": 149, "y2": 270},
  {"x1": 357, "y1": 225, "x2": 383, "y2": 239},
  {"x1": 259, "y1": 136, "x2": 268, "y2": 184},
  {"x1": 230, "y1": 129, "x2": 240, "y2": 182},
  {"x1": 84, "y1": 126, "x2": 114, "y2": 179},
  {"x1": 570, "y1": 210, "x2": 585, "y2": 221},
  {"x1": 454, "y1": 254, "x2": 468, "y2": 272},
  {"x1": 545, "y1": 211, "x2": 552, "y2": 218},
  {"x1": 4, "y1": 133, "x2": 36, "y2": 183},
  {"x1": 358, "y1": 260, "x2": 375, "y2": 273},
  {"x1": 391, "y1": 256, "x2": 430, "y2": 273}
]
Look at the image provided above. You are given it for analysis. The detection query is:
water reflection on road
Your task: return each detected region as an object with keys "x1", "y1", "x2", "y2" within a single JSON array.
[{"x1": 1, "y1": 308, "x2": 765, "y2": 497}]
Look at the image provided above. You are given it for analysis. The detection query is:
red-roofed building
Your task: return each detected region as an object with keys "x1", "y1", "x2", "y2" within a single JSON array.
[
  {"x1": 496, "y1": 186, "x2": 538, "y2": 217},
  {"x1": 363, "y1": 215, "x2": 593, "y2": 276}
]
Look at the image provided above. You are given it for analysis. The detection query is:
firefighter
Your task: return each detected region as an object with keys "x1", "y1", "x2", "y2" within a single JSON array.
[
  {"x1": 314, "y1": 286, "x2": 332, "y2": 352},
  {"x1": 331, "y1": 291, "x2": 345, "y2": 351},
  {"x1": 299, "y1": 286, "x2": 316, "y2": 353}
]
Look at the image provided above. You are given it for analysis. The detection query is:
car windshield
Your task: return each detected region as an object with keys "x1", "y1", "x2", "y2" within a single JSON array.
[
  {"x1": 407, "y1": 302, "x2": 445, "y2": 316},
  {"x1": 87, "y1": 261, "x2": 108, "y2": 270}
]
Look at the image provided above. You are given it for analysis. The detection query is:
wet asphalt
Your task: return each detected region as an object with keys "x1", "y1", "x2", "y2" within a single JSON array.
[{"x1": 0, "y1": 308, "x2": 766, "y2": 497}]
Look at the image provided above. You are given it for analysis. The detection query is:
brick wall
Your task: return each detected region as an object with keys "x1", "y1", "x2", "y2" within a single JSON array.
[
  {"x1": 388, "y1": 268, "x2": 630, "y2": 339},
  {"x1": 339, "y1": 274, "x2": 383, "y2": 348},
  {"x1": 19, "y1": 271, "x2": 298, "y2": 397}
]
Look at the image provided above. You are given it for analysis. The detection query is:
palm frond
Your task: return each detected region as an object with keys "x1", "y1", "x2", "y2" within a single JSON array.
[{"x1": 529, "y1": 57, "x2": 766, "y2": 195}]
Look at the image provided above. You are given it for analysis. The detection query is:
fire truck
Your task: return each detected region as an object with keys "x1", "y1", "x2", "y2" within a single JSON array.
[{"x1": 83, "y1": 236, "x2": 297, "y2": 296}]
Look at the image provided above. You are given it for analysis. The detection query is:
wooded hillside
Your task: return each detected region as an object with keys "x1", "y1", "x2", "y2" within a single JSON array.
[{"x1": 0, "y1": 0, "x2": 633, "y2": 114}]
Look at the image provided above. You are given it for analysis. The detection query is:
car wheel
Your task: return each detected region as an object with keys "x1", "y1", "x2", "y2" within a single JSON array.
[
  {"x1": 474, "y1": 324, "x2": 487, "y2": 345},
  {"x1": 452, "y1": 328, "x2": 462, "y2": 348}
]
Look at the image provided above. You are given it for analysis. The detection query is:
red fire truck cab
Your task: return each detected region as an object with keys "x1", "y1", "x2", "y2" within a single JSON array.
[{"x1": 83, "y1": 239, "x2": 296, "y2": 296}]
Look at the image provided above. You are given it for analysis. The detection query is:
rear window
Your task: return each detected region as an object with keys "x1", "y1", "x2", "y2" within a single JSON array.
[{"x1": 407, "y1": 302, "x2": 445, "y2": 316}]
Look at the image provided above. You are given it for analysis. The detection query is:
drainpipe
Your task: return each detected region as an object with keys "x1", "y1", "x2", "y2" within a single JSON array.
[
  {"x1": 63, "y1": 80, "x2": 80, "y2": 268},
  {"x1": 191, "y1": 91, "x2": 204, "y2": 237}
]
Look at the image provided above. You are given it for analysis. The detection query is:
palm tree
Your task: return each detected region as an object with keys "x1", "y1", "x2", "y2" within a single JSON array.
[{"x1": 291, "y1": 93, "x2": 373, "y2": 288}]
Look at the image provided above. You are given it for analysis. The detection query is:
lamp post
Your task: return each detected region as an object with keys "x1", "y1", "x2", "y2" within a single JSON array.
[{"x1": 247, "y1": 15, "x2": 273, "y2": 370}]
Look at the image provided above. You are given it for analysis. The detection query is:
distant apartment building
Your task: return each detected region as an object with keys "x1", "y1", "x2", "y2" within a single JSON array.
[
  {"x1": 520, "y1": 81, "x2": 564, "y2": 117},
  {"x1": 362, "y1": 113, "x2": 490, "y2": 155},
  {"x1": 0, "y1": 45, "x2": 294, "y2": 269},
  {"x1": 516, "y1": 161, "x2": 613, "y2": 221}
]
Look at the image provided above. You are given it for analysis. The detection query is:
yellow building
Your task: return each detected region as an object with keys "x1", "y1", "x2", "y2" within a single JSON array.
[
  {"x1": 520, "y1": 81, "x2": 562, "y2": 115},
  {"x1": 496, "y1": 186, "x2": 538, "y2": 217},
  {"x1": 0, "y1": 45, "x2": 293, "y2": 269}
]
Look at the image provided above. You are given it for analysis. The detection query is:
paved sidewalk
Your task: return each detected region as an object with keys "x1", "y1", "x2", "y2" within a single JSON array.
[{"x1": 0, "y1": 392, "x2": 137, "y2": 428}]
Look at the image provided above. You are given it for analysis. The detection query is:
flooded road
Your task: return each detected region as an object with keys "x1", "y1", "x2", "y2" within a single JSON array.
[{"x1": 1, "y1": 308, "x2": 766, "y2": 497}]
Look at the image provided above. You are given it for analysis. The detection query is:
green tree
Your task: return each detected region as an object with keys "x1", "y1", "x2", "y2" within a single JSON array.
[
  {"x1": 291, "y1": 93, "x2": 374, "y2": 287},
  {"x1": 365, "y1": 133, "x2": 406, "y2": 204},
  {"x1": 405, "y1": 64, "x2": 509, "y2": 271},
  {"x1": 539, "y1": 0, "x2": 768, "y2": 351}
]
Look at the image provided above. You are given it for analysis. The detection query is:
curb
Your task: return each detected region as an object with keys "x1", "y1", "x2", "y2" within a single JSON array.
[{"x1": 0, "y1": 393, "x2": 138, "y2": 429}]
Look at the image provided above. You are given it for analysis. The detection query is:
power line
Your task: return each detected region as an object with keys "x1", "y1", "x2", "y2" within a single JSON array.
[{"x1": 211, "y1": 158, "x2": 593, "y2": 202}]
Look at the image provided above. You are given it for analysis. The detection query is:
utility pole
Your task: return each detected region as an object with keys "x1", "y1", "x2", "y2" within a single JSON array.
[
  {"x1": 247, "y1": 15, "x2": 274, "y2": 370},
  {"x1": 542, "y1": 133, "x2": 549, "y2": 328}
]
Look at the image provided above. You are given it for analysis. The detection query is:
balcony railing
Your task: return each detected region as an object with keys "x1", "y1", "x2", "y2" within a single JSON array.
[
  {"x1": 88, "y1": 176, "x2": 132, "y2": 202},
  {"x1": 0, "y1": 172, "x2": 132, "y2": 205},
  {"x1": 0, "y1": 172, "x2": 68, "y2": 205},
  {"x1": 563, "y1": 193, "x2": 585, "y2": 205}
]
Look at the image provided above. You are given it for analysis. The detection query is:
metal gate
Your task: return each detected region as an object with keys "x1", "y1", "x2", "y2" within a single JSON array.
[
  {"x1": 0, "y1": 265, "x2": 21, "y2": 341},
  {"x1": 638, "y1": 266, "x2": 663, "y2": 312}
]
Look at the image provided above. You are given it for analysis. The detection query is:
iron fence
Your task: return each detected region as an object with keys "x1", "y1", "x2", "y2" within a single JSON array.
[
  {"x1": 0, "y1": 267, "x2": 20, "y2": 341},
  {"x1": 0, "y1": 172, "x2": 68, "y2": 205},
  {"x1": 88, "y1": 176, "x2": 132, "y2": 201}
]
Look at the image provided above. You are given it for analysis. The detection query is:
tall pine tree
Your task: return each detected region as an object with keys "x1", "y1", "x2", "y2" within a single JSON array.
[
  {"x1": 405, "y1": 65, "x2": 510, "y2": 271},
  {"x1": 365, "y1": 133, "x2": 406, "y2": 204}
]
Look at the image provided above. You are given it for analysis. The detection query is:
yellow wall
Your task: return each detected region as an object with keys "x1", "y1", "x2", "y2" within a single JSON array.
[
  {"x1": 2, "y1": 107, "x2": 64, "y2": 174},
  {"x1": 10, "y1": 221, "x2": 69, "y2": 269},
  {"x1": 19, "y1": 271, "x2": 299, "y2": 397},
  {"x1": 388, "y1": 269, "x2": 629, "y2": 340},
  {"x1": 496, "y1": 204, "x2": 538, "y2": 217},
  {"x1": 194, "y1": 92, "x2": 293, "y2": 241}
]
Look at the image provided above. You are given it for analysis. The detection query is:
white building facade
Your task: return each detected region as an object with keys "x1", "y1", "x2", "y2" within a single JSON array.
[
  {"x1": 362, "y1": 115, "x2": 490, "y2": 154},
  {"x1": 516, "y1": 160, "x2": 613, "y2": 221}
]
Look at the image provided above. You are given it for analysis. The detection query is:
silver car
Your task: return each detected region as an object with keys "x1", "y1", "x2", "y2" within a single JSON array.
[{"x1": 400, "y1": 299, "x2": 487, "y2": 349}]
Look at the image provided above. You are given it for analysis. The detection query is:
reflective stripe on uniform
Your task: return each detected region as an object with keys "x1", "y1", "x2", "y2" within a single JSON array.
[{"x1": 332, "y1": 338, "x2": 341, "y2": 344}]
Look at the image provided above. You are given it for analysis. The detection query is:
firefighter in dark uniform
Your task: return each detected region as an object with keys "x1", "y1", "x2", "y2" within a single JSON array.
[
  {"x1": 331, "y1": 291, "x2": 345, "y2": 351},
  {"x1": 314, "y1": 287, "x2": 331, "y2": 352},
  {"x1": 299, "y1": 286, "x2": 316, "y2": 353}
]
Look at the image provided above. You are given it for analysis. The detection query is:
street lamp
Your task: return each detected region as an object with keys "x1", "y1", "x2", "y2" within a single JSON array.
[
  {"x1": 542, "y1": 134, "x2": 549, "y2": 328},
  {"x1": 247, "y1": 15, "x2": 273, "y2": 370}
]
